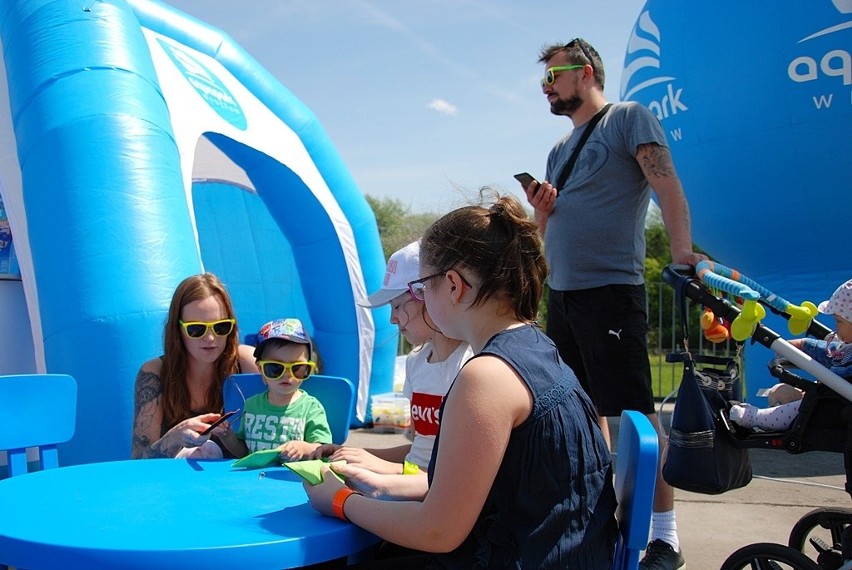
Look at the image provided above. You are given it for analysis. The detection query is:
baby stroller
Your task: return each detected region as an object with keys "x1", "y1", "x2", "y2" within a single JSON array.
[{"x1": 662, "y1": 263, "x2": 852, "y2": 570}]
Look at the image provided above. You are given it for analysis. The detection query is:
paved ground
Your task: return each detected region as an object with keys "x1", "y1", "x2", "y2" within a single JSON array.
[{"x1": 344, "y1": 411, "x2": 850, "y2": 570}]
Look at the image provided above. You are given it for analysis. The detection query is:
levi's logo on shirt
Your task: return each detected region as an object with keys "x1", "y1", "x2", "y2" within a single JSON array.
[{"x1": 410, "y1": 392, "x2": 443, "y2": 436}]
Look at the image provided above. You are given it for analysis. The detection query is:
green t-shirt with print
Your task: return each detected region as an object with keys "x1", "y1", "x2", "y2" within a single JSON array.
[{"x1": 237, "y1": 390, "x2": 332, "y2": 453}]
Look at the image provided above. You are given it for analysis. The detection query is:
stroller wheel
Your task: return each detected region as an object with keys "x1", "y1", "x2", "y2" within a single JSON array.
[
  {"x1": 788, "y1": 507, "x2": 852, "y2": 568},
  {"x1": 720, "y1": 542, "x2": 820, "y2": 570}
]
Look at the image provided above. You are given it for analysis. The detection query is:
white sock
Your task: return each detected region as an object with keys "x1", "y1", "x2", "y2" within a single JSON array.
[
  {"x1": 730, "y1": 401, "x2": 800, "y2": 430},
  {"x1": 729, "y1": 403, "x2": 758, "y2": 427},
  {"x1": 651, "y1": 510, "x2": 679, "y2": 552}
]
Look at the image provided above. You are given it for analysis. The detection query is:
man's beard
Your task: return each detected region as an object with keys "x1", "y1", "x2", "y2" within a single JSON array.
[{"x1": 550, "y1": 94, "x2": 583, "y2": 116}]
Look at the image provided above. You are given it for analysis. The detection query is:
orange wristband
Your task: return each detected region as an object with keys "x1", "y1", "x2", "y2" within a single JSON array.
[{"x1": 332, "y1": 487, "x2": 360, "y2": 521}]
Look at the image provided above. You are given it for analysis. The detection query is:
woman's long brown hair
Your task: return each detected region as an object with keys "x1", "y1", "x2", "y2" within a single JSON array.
[{"x1": 160, "y1": 273, "x2": 240, "y2": 430}]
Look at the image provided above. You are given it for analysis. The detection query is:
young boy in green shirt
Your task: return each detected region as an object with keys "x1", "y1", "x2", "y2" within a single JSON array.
[{"x1": 218, "y1": 318, "x2": 332, "y2": 461}]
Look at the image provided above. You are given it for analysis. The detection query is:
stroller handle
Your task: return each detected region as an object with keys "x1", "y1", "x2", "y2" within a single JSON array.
[
  {"x1": 662, "y1": 264, "x2": 833, "y2": 342},
  {"x1": 662, "y1": 264, "x2": 852, "y2": 404}
]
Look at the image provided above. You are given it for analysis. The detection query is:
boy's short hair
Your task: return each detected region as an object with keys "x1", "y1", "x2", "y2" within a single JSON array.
[{"x1": 253, "y1": 318, "x2": 313, "y2": 361}]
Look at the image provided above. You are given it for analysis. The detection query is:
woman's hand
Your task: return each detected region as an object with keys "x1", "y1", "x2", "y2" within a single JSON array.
[
  {"x1": 309, "y1": 443, "x2": 340, "y2": 460},
  {"x1": 163, "y1": 413, "x2": 220, "y2": 455},
  {"x1": 329, "y1": 462, "x2": 391, "y2": 499},
  {"x1": 303, "y1": 463, "x2": 348, "y2": 517}
]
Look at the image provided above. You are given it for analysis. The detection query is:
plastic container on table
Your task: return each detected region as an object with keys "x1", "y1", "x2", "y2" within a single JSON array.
[{"x1": 370, "y1": 392, "x2": 410, "y2": 433}]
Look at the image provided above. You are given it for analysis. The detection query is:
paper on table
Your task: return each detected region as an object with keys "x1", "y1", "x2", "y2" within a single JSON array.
[
  {"x1": 231, "y1": 448, "x2": 282, "y2": 469},
  {"x1": 283, "y1": 459, "x2": 345, "y2": 486}
]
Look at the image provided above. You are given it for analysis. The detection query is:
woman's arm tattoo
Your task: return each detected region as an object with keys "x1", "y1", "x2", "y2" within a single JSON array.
[{"x1": 132, "y1": 370, "x2": 168, "y2": 458}]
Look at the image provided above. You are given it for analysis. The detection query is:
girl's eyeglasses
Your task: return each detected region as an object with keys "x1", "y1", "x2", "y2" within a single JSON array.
[
  {"x1": 540, "y1": 64, "x2": 585, "y2": 87},
  {"x1": 407, "y1": 269, "x2": 472, "y2": 301},
  {"x1": 258, "y1": 360, "x2": 316, "y2": 380},
  {"x1": 179, "y1": 319, "x2": 235, "y2": 338}
]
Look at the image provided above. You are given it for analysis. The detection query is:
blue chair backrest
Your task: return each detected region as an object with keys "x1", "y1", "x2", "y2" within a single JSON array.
[
  {"x1": 223, "y1": 373, "x2": 355, "y2": 445},
  {"x1": 0, "y1": 374, "x2": 77, "y2": 477},
  {"x1": 613, "y1": 410, "x2": 659, "y2": 570}
]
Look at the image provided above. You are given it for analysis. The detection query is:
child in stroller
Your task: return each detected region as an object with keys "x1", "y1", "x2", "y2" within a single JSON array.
[
  {"x1": 729, "y1": 278, "x2": 852, "y2": 431},
  {"x1": 664, "y1": 264, "x2": 852, "y2": 569}
]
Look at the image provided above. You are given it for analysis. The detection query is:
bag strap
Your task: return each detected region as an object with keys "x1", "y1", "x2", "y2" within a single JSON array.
[
  {"x1": 555, "y1": 103, "x2": 612, "y2": 194},
  {"x1": 674, "y1": 270, "x2": 691, "y2": 351}
]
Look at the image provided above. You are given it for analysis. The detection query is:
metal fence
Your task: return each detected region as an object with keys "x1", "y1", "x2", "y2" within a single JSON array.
[
  {"x1": 646, "y1": 280, "x2": 741, "y2": 400},
  {"x1": 392, "y1": 281, "x2": 742, "y2": 400}
]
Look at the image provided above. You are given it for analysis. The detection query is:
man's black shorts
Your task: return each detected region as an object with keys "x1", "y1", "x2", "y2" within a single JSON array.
[{"x1": 546, "y1": 284, "x2": 655, "y2": 416}]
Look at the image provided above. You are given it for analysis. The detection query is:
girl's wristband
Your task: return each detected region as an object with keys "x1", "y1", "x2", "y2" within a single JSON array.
[{"x1": 332, "y1": 487, "x2": 361, "y2": 521}]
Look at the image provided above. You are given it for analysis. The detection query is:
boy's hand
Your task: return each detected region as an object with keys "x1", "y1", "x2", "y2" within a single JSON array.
[{"x1": 276, "y1": 440, "x2": 321, "y2": 461}]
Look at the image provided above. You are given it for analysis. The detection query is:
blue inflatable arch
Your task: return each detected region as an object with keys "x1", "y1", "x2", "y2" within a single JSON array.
[{"x1": 0, "y1": 0, "x2": 396, "y2": 465}]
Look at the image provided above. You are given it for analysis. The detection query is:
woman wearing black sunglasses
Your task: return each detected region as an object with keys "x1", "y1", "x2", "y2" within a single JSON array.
[{"x1": 131, "y1": 273, "x2": 258, "y2": 459}]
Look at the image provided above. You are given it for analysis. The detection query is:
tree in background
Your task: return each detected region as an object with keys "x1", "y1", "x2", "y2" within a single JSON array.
[
  {"x1": 644, "y1": 208, "x2": 713, "y2": 353},
  {"x1": 365, "y1": 196, "x2": 437, "y2": 260},
  {"x1": 365, "y1": 196, "x2": 710, "y2": 355}
]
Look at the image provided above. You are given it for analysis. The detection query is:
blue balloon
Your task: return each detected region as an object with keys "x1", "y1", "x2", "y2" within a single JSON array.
[{"x1": 622, "y1": 1, "x2": 852, "y2": 400}]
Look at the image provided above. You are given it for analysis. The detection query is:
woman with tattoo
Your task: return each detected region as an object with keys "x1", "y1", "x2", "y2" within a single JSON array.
[{"x1": 131, "y1": 273, "x2": 258, "y2": 459}]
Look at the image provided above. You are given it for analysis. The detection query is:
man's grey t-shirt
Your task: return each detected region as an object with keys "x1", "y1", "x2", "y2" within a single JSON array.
[{"x1": 544, "y1": 102, "x2": 667, "y2": 291}]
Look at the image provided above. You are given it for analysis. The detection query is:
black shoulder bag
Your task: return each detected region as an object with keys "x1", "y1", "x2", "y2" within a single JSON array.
[
  {"x1": 661, "y1": 277, "x2": 753, "y2": 494},
  {"x1": 554, "y1": 103, "x2": 612, "y2": 194}
]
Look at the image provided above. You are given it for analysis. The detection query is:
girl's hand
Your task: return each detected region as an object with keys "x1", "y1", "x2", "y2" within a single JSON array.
[
  {"x1": 303, "y1": 463, "x2": 347, "y2": 517},
  {"x1": 329, "y1": 447, "x2": 398, "y2": 474}
]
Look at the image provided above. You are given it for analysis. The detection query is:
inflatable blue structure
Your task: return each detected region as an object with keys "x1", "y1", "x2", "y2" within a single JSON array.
[
  {"x1": 622, "y1": 1, "x2": 852, "y2": 400},
  {"x1": 0, "y1": 0, "x2": 396, "y2": 465}
]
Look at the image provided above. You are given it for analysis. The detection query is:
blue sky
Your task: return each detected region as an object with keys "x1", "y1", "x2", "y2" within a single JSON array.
[{"x1": 166, "y1": 0, "x2": 647, "y2": 213}]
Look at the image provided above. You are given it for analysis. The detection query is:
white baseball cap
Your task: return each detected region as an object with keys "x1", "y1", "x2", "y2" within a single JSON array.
[
  {"x1": 359, "y1": 240, "x2": 420, "y2": 308},
  {"x1": 818, "y1": 279, "x2": 852, "y2": 322}
]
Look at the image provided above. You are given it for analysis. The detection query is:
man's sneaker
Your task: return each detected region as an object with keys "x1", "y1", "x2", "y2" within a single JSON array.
[{"x1": 639, "y1": 539, "x2": 685, "y2": 570}]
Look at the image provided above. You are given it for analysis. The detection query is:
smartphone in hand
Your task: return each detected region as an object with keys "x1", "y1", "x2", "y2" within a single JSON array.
[
  {"x1": 201, "y1": 409, "x2": 239, "y2": 436},
  {"x1": 514, "y1": 172, "x2": 540, "y2": 195}
]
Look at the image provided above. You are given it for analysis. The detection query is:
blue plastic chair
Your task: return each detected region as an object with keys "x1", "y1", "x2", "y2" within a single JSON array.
[
  {"x1": 223, "y1": 373, "x2": 355, "y2": 445},
  {"x1": 613, "y1": 410, "x2": 659, "y2": 570},
  {"x1": 0, "y1": 374, "x2": 77, "y2": 478}
]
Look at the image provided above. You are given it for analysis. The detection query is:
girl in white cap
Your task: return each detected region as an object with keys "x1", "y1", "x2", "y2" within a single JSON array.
[
  {"x1": 312, "y1": 239, "x2": 472, "y2": 499},
  {"x1": 730, "y1": 278, "x2": 852, "y2": 430}
]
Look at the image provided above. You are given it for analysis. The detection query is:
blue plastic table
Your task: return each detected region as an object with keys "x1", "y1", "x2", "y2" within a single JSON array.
[{"x1": 0, "y1": 458, "x2": 380, "y2": 569}]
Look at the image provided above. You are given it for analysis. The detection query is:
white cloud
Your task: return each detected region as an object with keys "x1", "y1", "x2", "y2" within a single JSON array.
[{"x1": 427, "y1": 99, "x2": 459, "y2": 116}]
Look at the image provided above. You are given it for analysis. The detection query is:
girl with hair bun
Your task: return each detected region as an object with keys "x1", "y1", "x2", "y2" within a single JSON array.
[{"x1": 306, "y1": 192, "x2": 617, "y2": 569}]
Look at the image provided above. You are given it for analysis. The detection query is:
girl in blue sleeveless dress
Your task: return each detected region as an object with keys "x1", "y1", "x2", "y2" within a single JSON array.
[{"x1": 306, "y1": 194, "x2": 616, "y2": 568}]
